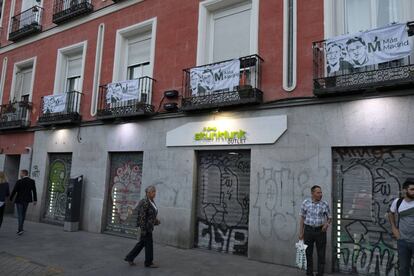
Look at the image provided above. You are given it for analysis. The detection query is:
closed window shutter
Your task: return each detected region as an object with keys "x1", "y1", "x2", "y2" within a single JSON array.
[
  {"x1": 21, "y1": 69, "x2": 32, "y2": 97},
  {"x1": 67, "y1": 56, "x2": 82, "y2": 78},
  {"x1": 212, "y1": 5, "x2": 251, "y2": 62},
  {"x1": 127, "y1": 35, "x2": 151, "y2": 67}
]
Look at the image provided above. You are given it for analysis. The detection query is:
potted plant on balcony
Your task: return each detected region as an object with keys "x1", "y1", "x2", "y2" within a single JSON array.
[{"x1": 238, "y1": 70, "x2": 252, "y2": 99}]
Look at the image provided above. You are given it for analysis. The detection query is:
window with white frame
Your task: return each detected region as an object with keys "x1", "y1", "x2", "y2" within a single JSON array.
[
  {"x1": 66, "y1": 55, "x2": 82, "y2": 92},
  {"x1": 20, "y1": 0, "x2": 42, "y2": 27},
  {"x1": 10, "y1": 58, "x2": 36, "y2": 103},
  {"x1": 112, "y1": 18, "x2": 156, "y2": 82},
  {"x1": 54, "y1": 42, "x2": 86, "y2": 95},
  {"x1": 127, "y1": 32, "x2": 151, "y2": 80},
  {"x1": 197, "y1": 0, "x2": 259, "y2": 65},
  {"x1": 327, "y1": 0, "x2": 413, "y2": 36}
]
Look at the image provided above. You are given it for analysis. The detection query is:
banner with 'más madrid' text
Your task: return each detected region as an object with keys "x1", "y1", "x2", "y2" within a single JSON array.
[{"x1": 325, "y1": 23, "x2": 411, "y2": 74}]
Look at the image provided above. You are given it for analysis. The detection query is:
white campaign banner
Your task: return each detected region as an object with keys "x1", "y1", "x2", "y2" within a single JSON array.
[
  {"x1": 190, "y1": 59, "x2": 240, "y2": 96},
  {"x1": 43, "y1": 94, "x2": 67, "y2": 114},
  {"x1": 325, "y1": 23, "x2": 411, "y2": 74},
  {"x1": 106, "y1": 79, "x2": 140, "y2": 104}
]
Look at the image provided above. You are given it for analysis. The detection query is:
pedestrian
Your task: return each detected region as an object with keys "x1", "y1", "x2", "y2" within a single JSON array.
[
  {"x1": 388, "y1": 178, "x2": 414, "y2": 276},
  {"x1": 10, "y1": 169, "x2": 37, "y2": 235},
  {"x1": 124, "y1": 185, "x2": 160, "y2": 268},
  {"x1": 0, "y1": 171, "x2": 10, "y2": 229},
  {"x1": 298, "y1": 185, "x2": 332, "y2": 276}
]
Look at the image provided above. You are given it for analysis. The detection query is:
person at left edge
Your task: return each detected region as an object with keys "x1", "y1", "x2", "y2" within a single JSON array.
[{"x1": 10, "y1": 169, "x2": 37, "y2": 235}]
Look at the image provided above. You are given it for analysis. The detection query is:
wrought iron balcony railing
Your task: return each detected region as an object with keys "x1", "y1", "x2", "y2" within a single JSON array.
[
  {"x1": 182, "y1": 54, "x2": 263, "y2": 111},
  {"x1": 97, "y1": 76, "x2": 155, "y2": 120},
  {"x1": 313, "y1": 21, "x2": 414, "y2": 96},
  {"x1": 9, "y1": 6, "x2": 43, "y2": 41},
  {"x1": 38, "y1": 91, "x2": 82, "y2": 126},
  {"x1": 53, "y1": 0, "x2": 93, "y2": 24},
  {"x1": 0, "y1": 100, "x2": 32, "y2": 130}
]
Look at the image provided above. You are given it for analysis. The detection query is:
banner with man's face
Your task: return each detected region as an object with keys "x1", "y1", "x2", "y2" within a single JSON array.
[
  {"x1": 325, "y1": 23, "x2": 411, "y2": 74},
  {"x1": 106, "y1": 79, "x2": 140, "y2": 104},
  {"x1": 190, "y1": 59, "x2": 240, "y2": 96},
  {"x1": 43, "y1": 93, "x2": 67, "y2": 114}
]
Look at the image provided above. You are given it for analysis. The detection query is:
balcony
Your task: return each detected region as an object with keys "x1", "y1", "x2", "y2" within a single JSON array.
[
  {"x1": 38, "y1": 91, "x2": 82, "y2": 126},
  {"x1": 9, "y1": 6, "x2": 43, "y2": 41},
  {"x1": 181, "y1": 55, "x2": 263, "y2": 111},
  {"x1": 53, "y1": 0, "x2": 93, "y2": 25},
  {"x1": 313, "y1": 22, "x2": 414, "y2": 96},
  {"x1": 97, "y1": 77, "x2": 155, "y2": 120},
  {"x1": 0, "y1": 100, "x2": 32, "y2": 131}
]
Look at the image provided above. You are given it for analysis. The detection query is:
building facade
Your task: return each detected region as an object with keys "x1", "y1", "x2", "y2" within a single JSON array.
[{"x1": 0, "y1": 0, "x2": 413, "y2": 275}]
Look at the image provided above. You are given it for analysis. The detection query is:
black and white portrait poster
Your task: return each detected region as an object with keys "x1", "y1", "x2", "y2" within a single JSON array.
[
  {"x1": 43, "y1": 93, "x2": 67, "y2": 114},
  {"x1": 325, "y1": 23, "x2": 411, "y2": 74},
  {"x1": 106, "y1": 79, "x2": 140, "y2": 104},
  {"x1": 190, "y1": 59, "x2": 240, "y2": 96}
]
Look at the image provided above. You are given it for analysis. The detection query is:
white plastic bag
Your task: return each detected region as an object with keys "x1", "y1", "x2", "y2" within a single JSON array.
[{"x1": 295, "y1": 240, "x2": 308, "y2": 270}]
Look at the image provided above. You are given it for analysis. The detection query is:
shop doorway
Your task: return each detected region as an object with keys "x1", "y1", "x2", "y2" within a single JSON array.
[
  {"x1": 3, "y1": 155, "x2": 21, "y2": 214},
  {"x1": 43, "y1": 153, "x2": 72, "y2": 225},
  {"x1": 332, "y1": 146, "x2": 414, "y2": 275},
  {"x1": 195, "y1": 150, "x2": 250, "y2": 255},
  {"x1": 105, "y1": 152, "x2": 143, "y2": 237}
]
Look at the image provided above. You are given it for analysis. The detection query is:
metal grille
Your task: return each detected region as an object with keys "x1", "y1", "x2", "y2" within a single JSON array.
[
  {"x1": 43, "y1": 154, "x2": 72, "y2": 225},
  {"x1": 332, "y1": 147, "x2": 414, "y2": 275},
  {"x1": 9, "y1": 6, "x2": 43, "y2": 41},
  {"x1": 105, "y1": 152, "x2": 143, "y2": 237},
  {"x1": 195, "y1": 150, "x2": 250, "y2": 255}
]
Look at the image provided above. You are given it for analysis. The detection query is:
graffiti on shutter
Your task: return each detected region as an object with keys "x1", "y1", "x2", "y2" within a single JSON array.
[
  {"x1": 196, "y1": 150, "x2": 250, "y2": 255},
  {"x1": 44, "y1": 153, "x2": 72, "y2": 224},
  {"x1": 333, "y1": 147, "x2": 414, "y2": 276},
  {"x1": 105, "y1": 152, "x2": 143, "y2": 237}
]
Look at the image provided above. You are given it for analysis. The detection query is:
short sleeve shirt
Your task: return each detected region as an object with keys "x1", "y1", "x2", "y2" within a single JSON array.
[
  {"x1": 300, "y1": 198, "x2": 331, "y2": 226},
  {"x1": 390, "y1": 198, "x2": 414, "y2": 242}
]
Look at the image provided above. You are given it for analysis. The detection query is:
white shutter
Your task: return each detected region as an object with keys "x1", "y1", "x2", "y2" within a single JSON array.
[
  {"x1": 127, "y1": 35, "x2": 151, "y2": 67},
  {"x1": 21, "y1": 69, "x2": 32, "y2": 97},
  {"x1": 212, "y1": 4, "x2": 251, "y2": 62},
  {"x1": 67, "y1": 56, "x2": 82, "y2": 78}
]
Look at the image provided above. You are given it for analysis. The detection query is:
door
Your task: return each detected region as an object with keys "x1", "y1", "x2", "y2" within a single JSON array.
[
  {"x1": 3, "y1": 155, "x2": 20, "y2": 214},
  {"x1": 195, "y1": 150, "x2": 250, "y2": 255},
  {"x1": 43, "y1": 153, "x2": 72, "y2": 224},
  {"x1": 332, "y1": 147, "x2": 414, "y2": 275},
  {"x1": 105, "y1": 152, "x2": 143, "y2": 237}
]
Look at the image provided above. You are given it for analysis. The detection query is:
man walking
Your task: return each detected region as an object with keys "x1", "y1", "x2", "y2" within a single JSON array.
[
  {"x1": 10, "y1": 169, "x2": 37, "y2": 235},
  {"x1": 389, "y1": 178, "x2": 414, "y2": 276},
  {"x1": 124, "y1": 185, "x2": 160, "y2": 268},
  {"x1": 299, "y1": 185, "x2": 332, "y2": 276}
]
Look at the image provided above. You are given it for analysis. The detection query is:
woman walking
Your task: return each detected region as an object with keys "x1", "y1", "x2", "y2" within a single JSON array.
[{"x1": 0, "y1": 171, "x2": 10, "y2": 228}]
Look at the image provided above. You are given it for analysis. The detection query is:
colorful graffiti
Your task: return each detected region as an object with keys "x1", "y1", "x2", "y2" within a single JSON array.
[
  {"x1": 44, "y1": 154, "x2": 72, "y2": 223},
  {"x1": 333, "y1": 147, "x2": 414, "y2": 276}
]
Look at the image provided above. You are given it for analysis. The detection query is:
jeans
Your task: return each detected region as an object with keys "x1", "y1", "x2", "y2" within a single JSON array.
[
  {"x1": 304, "y1": 225, "x2": 327, "y2": 276},
  {"x1": 0, "y1": 204, "x2": 5, "y2": 228},
  {"x1": 125, "y1": 231, "x2": 153, "y2": 266},
  {"x1": 16, "y1": 202, "x2": 29, "y2": 232},
  {"x1": 398, "y1": 239, "x2": 414, "y2": 276}
]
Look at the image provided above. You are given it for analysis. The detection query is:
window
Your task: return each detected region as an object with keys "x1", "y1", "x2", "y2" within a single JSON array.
[
  {"x1": 54, "y1": 41, "x2": 87, "y2": 94},
  {"x1": 20, "y1": 0, "x2": 42, "y2": 27},
  {"x1": 327, "y1": 0, "x2": 413, "y2": 37},
  {"x1": 112, "y1": 18, "x2": 156, "y2": 82},
  {"x1": 197, "y1": 0, "x2": 259, "y2": 65},
  {"x1": 126, "y1": 32, "x2": 151, "y2": 80},
  {"x1": 10, "y1": 57, "x2": 36, "y2": 103},
  {"x1": 0, "y1": 0, "x2": 4, "y2": 27},
  {"x1": 65, "y1": 55, "x2": 82, "y2": 92}
]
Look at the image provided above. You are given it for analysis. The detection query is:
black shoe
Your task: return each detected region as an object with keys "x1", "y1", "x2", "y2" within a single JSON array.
[
  {"x1": 145, "y1": 263, "x2": 158, "y2": 268},
  {"x1": 17, "y1": 230, "x2": 24, "y2": 235},
  {"x1": 124, "y1": 258, "x2": 135, "y2": 266}
]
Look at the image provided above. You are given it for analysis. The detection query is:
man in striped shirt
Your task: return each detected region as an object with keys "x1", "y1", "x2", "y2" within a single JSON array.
[{"x1": 299, "y1": 185, "x2": 332, "y2": 276}]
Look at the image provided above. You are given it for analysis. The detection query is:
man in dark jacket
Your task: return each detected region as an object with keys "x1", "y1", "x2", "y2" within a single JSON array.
[
  {"x1": 124, "y1": 185, "x2": 160, "y2": 268},
  {"x1": 10, "y1": 169, "x2": 37, "y2": 235}
]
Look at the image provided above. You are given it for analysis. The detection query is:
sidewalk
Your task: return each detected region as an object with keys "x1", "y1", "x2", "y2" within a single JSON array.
[{"x1": 0, "y1": 216, "x2": 346, "y2": 276}]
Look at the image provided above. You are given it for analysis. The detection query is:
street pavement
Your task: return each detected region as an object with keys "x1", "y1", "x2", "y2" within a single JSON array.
[{"x1": 0, "y1": 216, "x2": 347, "y2": 276}]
